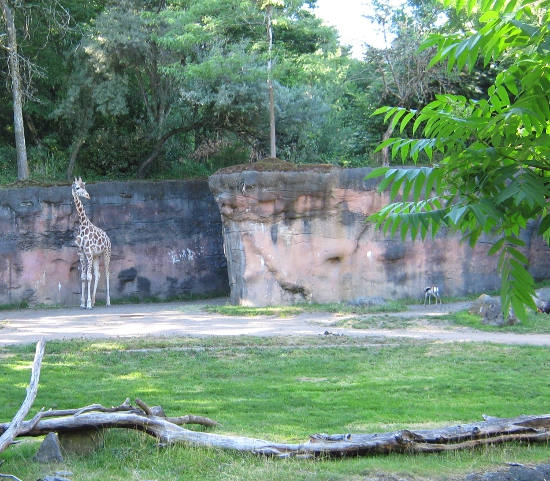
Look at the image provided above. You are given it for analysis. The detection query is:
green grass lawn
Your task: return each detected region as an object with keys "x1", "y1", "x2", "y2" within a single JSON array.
[
  {"x1": 339, "y1": 308, "x2": 550, "y2": 333},
  {"x1": 201, "y1": 299, "x2": 411, "y2": 318},
  {"x1": 441, "y1": 310, "x2": 550, "y2": 333},
  {"x1": 1, "y1": 336, "x2": 550, "y2": 480}
]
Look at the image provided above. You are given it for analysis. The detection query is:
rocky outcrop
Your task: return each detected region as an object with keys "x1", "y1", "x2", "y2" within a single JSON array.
[
  {"x1": 208, "y1": 160, "x2": 550, "y2": 306},
  {"x1": 0, "y1": 180, "x2": 228, "y2": 306},
  {"x1": 468, "y1": 294, "x2": 520, "y2": 326}
]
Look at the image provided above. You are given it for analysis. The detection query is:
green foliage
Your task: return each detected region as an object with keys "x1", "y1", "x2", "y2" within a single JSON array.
[
  {"x1": 26, "y1": 137, "x2": 68, "y2": 182},
  {"x1": 78, "y1": 127, "x2": 156, "y2": 178},
  {"x1": 0, "y1": 0, "x2": 495, "y2": 178},
  {"x1": 1, "y1": 0, "x2": 423, "y2": 178},
  {"x1": 367, "y1": 0, "x2": 550, "y2": 320},
  {"x1": 44, "y1": 0, "x2": 356, "y2": 177},
  {"x1": 0, "y1": 146, "x2": 18, "y2": 183}
]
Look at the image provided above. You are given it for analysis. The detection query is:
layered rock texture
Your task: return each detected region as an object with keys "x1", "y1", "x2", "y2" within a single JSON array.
[
  {"x1": 209, "y1": 159, "x2": 550, "y2": 306},
  {"x1": 0, "y1": 180, "x2": 228, "y2": 306}
]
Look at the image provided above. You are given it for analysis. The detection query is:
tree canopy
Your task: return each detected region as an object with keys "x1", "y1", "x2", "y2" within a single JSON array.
[
  {"x1": 367, "y1": 0, "x2": 550, "y2": 319},
  {"x1": 1, "y1": 0, "x2": 527, "y2": 186},
  {"x1": 5, "y1": 0, "x2": 356, "y2": 180}
]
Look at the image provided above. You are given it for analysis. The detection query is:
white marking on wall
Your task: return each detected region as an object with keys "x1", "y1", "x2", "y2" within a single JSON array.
[
  {"x1": 168, "y1": 248, "x2": 200, "y2": 264},
  {"x1": 367, "y1": 250, "x2": 373, "y2": 263},
  {"x1": 35, "y1": 271, "x2": 46, "y2": 290},
  {"x1": 257, "y1": 254, "x2": 266, "y2": 268},
  {"x1": 279, "y1": 224, "x2": 294, "y2": 246}
]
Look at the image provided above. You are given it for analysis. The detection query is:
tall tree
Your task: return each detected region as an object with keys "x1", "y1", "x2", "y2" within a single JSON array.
[
  {"x1": 367, "y1": 0, "x2": 550, "y2": 319},
  {"x1": 263, "y1": 0, "x2": 278, "y2": 158},
  {"x1": 0, "y1": 0, "x2": 86, "y2": 181},
  {"x1": 1, "y1": 0, "x2": 28, "y2": 180}
]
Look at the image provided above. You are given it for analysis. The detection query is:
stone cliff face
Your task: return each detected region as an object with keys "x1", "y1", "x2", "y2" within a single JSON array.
[
  {"x1": 209, "y1": 160, "x2": 550, "y2": 306},
  {"x1": 0, "y1": 180, "x2": 228, "y2": 306}
]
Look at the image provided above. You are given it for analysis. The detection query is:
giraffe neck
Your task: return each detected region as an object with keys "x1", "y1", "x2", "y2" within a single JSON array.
[{"x1": 72, "y1": 190, "x2": 91, "y2": 226}]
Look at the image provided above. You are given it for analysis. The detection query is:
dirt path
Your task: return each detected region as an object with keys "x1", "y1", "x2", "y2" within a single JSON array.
[{"x1": 1, "y1": 298, "x2": 550, "y2": 347}]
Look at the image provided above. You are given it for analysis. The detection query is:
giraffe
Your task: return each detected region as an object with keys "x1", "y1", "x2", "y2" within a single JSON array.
[{"x1": 71, "y1": 177, "x2": 111, "y2": 309}]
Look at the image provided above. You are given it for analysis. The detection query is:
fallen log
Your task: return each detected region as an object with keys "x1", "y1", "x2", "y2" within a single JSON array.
[{"x1": 3, "y1": 407, "x2": 550, "y2": 457}]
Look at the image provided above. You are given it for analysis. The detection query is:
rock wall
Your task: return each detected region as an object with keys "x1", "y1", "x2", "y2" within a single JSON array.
[
  {"x1": 0, "y1": 180, "x2": 228, "y2": 307},
  {"x1": 208, "y1": 160, "x2": 550, "y2": 306}
]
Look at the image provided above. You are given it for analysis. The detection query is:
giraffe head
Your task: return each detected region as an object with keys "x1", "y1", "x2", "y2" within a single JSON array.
[{"x1": 72, "y1": 177, "x2": 90, "y2": 199}]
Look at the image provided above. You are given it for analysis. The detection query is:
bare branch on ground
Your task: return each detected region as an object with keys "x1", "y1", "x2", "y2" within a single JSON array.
[{"x1": 0, "y1": 339, "x2": 45, "y2": 454}]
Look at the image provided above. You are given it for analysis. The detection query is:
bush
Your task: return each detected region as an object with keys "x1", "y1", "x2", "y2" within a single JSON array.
[
  {"x1": 0, "y1": 146, "x2": 17, "y2": 183},
  {"x1": 78, "y1": 127, "x2": 157, "y2": 178},
  {"x1": 28, "y1": 137, "x2": 67, "y2": 182}
]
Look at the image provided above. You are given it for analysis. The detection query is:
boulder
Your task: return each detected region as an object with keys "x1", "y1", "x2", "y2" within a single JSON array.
[
  {"x1": 468, "y1": 294, "x2": 520, "y2": 326},
  {"x1": 43, "y1": 474, "x2": 73, "y2": 481},
  {"x1": 58, "y1": 428, "x2": 105, "y2": 455},
  {"x1": 33, "y1": 432, "x2": 63, "y2": 464},
  {"x1": 534, "y1": 288, "x2": 550, "y2": 311}
]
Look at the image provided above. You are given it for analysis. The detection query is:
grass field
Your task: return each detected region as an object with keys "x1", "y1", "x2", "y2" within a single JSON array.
[{"x1": 1, "y1": 334, "x2": 550, "y2": 480}]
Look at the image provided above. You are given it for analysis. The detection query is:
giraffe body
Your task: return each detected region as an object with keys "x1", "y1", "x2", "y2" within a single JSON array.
[{"x1": 72, "y1": 177, "x2": 111, "y2": 309}]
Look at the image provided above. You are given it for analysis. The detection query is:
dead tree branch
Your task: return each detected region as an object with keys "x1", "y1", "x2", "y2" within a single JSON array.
[
  {"x1": 0, "y1": 339, "x2": 45, "y2": 454},
  {"x1": 0, "y1": 399, "x2": 221, "y2": 439},
  {"x1": 2, "y1": 404, "x2": 550, "y2": 457}
]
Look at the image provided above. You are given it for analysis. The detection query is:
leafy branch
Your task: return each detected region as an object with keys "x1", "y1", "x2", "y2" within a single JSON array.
[{"x1": 367, "y1": 0, "x2": 550, "y2": 319}]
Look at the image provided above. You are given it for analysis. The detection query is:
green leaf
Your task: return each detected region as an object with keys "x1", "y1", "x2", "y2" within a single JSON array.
[
  {"x1": 400, "y1": 111, "x2": 416, "y2": 133},
  {"x1": 488, "y1": 237, "x2": 505, "y2": 256},
  {"x1": 364, "y1": 167, "x2": 389, "y2": 180},
  {"x1": 446, "y1": 205, "x2": 468, "y2": 225},
  {"x1": 510, "y1": 296, "x2": 527, "y2": 321},
  {"x1": 537, "y1": 214, "x2": 550, "y2": 236},
  {"x1": 372, "y1": 106, "x2": 393, "y2": 116},
  {"x1": 402, "y1": 176, "x2": 415, "y2": 202},
  {"x1": 400, "y1": 140, "x2": 411, "y2": 162},
  {"x1": 508, "y1": 247, "x2": 529, "y2": 265},
  {"x1": 479, "y1": 11, "x2": 500, "y2": 21},
  {"x1": 413, "y1": 169, "x2": 426, "y2": 202},
  {"x1": 378, "y1": 169, "x2": 398, "y2": 192},
  {"x1": 390, "y1": 169, "x2": 410, "y2": 200},
  {"x1": 424, "y1": 168, "x2": 440, "y2": 197}
]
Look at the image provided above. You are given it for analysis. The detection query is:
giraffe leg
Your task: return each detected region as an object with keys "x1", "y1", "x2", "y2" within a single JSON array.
[
  {"x1": 104, "y1": 251, "x2": 111, "y2": 307},
  {"x1": 91, "y1": 256, "x2": 100, "y2": 308},
  {"x1": 78, "y1": 249, "x2": 87, "y2": 309},
  {"x1": 86, "y1": 253, "x2": 93, "y2": 309}
]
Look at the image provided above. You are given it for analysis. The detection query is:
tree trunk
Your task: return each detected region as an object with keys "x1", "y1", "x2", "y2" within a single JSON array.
[
  {"x1": 380, "y1": 121, "x2": 395, "y2": 166},
  {"x1": 66, "y1": 135, "x2": 87, "y2": 181},
  {"x1": 0, "y1": 0, "x2": 29, "y2": 181},
  {"x1": 268, "y1": 78, "x2": 276, "y2": 159},
  {"x1": 137, "y1": 122, "x2": 206, "y2": 178},
  {"x1": 266, "y1": 5, "x2": 276, "y2": 159},
  {"x1": 24, "y1": 112, "x2": 40, "y2": 146}
]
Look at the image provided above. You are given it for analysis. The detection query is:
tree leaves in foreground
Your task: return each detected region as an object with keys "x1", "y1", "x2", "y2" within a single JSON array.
[{"x1": 366, "y1": 0, "x2": 550, "y2": 320}]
